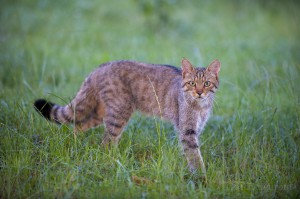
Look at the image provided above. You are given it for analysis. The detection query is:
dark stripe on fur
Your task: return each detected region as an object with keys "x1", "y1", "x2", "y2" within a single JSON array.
[
  {"x1": 106, "y1": 104, "x2": 132, "y2": 119},
  {"x1": 185, "y1": 129, "x2": 196, "y2": 135},
  {"x1": 107, "y1": 130, "x2": 119, "y2": 137},
  {"x1": 61, "y1": 108, "x2": 72, "y2": 123},
  {"x1": 181, "y1": 139, "x2": 199, "y2": 149},
  {"x1": 184, "y1": 143, "x2": 199, "y2": 149},
  {"x1": 107, "y1": 121, "x2": 122, "y2": 129},
  {"x1": 162, "y1": 64, "x2": 181, "y2": 75},
  {"x1": 34, "y1": 99, "x2": 54, "y2": 121},
  {"x1": 52, "y1": 106, "x2": 61, "y2": 124},
  {"x1": 183, "y1": 144, "x2": 199, "y2": 150},
  {"x1": 107, "y1": 113, "x2": 128, "y2": 122}
]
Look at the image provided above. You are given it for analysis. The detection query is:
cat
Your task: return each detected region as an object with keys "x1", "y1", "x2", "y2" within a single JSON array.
[{"x1": 34, "y1": 58, "x2": 220, "y2": 180}]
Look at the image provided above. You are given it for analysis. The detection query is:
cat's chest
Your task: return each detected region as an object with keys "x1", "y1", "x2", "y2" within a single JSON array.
[
  {"x1": 195, "y1": 108, "x2": 211, "y2": 132},
  {"x1": 196, "y1": 110, "x2": 209, "y2": 123}
]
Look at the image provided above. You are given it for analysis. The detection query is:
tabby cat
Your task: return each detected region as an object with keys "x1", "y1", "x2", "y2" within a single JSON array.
[{"x1": 34, "y1": 58, "x2": 220, "y2": 178}]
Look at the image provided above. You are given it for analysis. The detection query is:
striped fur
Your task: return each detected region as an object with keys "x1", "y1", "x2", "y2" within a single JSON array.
[{"x1": 34, "y1": 58, "x2": 221, "y2": 176}]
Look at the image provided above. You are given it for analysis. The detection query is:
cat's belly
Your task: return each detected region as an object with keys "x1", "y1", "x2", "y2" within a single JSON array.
[{"x1": 134, "y1": 96, "x2": 178, "y2": 125}]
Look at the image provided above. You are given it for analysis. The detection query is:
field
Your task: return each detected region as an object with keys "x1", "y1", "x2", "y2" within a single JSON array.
[{"x1": 1, "y1": 0, "x2": 299, "y2": 198}]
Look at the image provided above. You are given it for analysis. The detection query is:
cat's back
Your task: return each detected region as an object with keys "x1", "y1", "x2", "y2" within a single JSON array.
[
  {"x1": 95, "y1": 60, "x2": 182, "y2": 84},
  {"x1": 90, "y1": 60, "x2": 182, "y2": 117},
  {"x1": 100, "y1": 60, "x2": 180, "y2": 74}
]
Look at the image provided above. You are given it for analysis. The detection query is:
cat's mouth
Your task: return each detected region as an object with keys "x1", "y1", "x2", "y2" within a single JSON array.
[
  {"x1": 195, "y1": 92, "x2": 211, "y2": 101},
  {"x1": 189, "y1": 91, "x2": 210, "y2": 101},
  {"x1": 192, "y1": 93, "x2": 207, "y2": 100},
  {"x1": 198, "y1": 96, "x2": 207, "y2": 101}
]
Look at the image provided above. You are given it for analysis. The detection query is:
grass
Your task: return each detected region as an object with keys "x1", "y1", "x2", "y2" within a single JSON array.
[{"x1": 1, "y1": 0, "x2": 300, "y2": 198}]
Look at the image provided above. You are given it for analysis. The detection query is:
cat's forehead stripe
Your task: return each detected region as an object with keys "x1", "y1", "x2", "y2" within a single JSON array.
[{"x1": 194, "y1": 68, "x2": 202, "y2": 79}]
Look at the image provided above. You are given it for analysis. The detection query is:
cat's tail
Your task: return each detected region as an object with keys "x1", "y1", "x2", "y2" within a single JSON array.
[
  {"x1": 34, "y1": 73, "x2": 105, "y2": 131},
  {"x1": 33, "y1": 95, "x2": 103, "y2": 132},
  {"x1": 33, "y1": 99, "x2": 75, "y2": 125}
]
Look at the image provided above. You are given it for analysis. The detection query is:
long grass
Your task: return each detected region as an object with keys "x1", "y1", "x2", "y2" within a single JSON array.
[{"x1": 1, "y1": 0, "x2": 299, "y2": 198}]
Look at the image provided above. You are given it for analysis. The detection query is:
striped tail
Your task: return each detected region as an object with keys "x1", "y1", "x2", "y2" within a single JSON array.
[
  {"x1": 34, "y1": 74, "x2": 104, "y2": 131},
  {"x1": 33, "y1": 99, "x2": 73, "y2": 125}
]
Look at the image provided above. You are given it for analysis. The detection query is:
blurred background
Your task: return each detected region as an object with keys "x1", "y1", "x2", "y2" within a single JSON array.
[{"x1": 0, "y1": 2, "x2": 299, "y2": 72}]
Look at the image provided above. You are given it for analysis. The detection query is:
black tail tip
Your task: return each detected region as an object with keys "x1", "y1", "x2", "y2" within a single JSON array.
[{"x1": 34, "y1": 99, "x2": 54, "y2": 120}]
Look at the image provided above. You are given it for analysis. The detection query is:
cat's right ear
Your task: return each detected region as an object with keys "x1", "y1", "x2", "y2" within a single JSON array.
[
  {"x1": 206, "y1": 59, "x2": 221, "y2": 76},
  {"x1": 181, "y1": 58, "x2": 194, "y2": 78}
]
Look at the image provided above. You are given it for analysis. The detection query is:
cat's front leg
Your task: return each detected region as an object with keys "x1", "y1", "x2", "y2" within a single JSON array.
[{"x1": 179, "y1": 129, "x2": 207, "y2": 180}]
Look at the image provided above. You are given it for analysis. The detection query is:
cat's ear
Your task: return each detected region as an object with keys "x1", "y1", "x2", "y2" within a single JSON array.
[
  {"x1": 181, "y1": 58, "x2": 195, "y2": 78},
  {"x1": 206, "y1": 59, "x2": 221, "y2": 76}
]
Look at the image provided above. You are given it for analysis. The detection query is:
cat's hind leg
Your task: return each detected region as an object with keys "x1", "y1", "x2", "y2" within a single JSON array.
[
  {"x1": 75, "y1": 101, "x2": 105, "y2": 132},
  {"x1": 101, "y1": 104, "x2": 133, "y2": 145}
]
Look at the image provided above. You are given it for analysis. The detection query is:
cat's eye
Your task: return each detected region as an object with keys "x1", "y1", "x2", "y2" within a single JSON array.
[
  {"x1": 204, "y1": 81, "x2": 211, "y2": 87},
  {"x1": 189, "y1": 81, "x2": 196, "y2": 87}
]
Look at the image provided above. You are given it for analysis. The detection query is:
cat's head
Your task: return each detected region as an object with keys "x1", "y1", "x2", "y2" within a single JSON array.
[{"x1": 181, "y1": 58, "x2": 220, "y2": 100}]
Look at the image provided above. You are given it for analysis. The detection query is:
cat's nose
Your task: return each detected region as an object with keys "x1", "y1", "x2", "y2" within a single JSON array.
[{"x1": 197, "y1": 91, "x2": 202, "y2": 96}]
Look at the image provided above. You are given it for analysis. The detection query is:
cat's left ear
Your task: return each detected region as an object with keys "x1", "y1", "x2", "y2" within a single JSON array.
[{"x1": 206, "y1": 59, "x2": 221, "y2": 76}]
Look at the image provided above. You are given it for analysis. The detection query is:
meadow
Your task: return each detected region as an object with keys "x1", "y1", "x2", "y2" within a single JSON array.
[{"x1": 0, "y1": 0, "x2": 299, "y2": 198}]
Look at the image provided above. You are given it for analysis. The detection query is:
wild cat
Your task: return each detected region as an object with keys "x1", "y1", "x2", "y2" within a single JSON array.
[{"x1": 34, "y1": 58, "x2": 220, "y2": 179}]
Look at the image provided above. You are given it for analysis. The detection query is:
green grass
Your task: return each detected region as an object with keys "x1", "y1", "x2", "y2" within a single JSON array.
[{"x1": 1, "y1": 0, "x2": 300, "y2": 198}]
